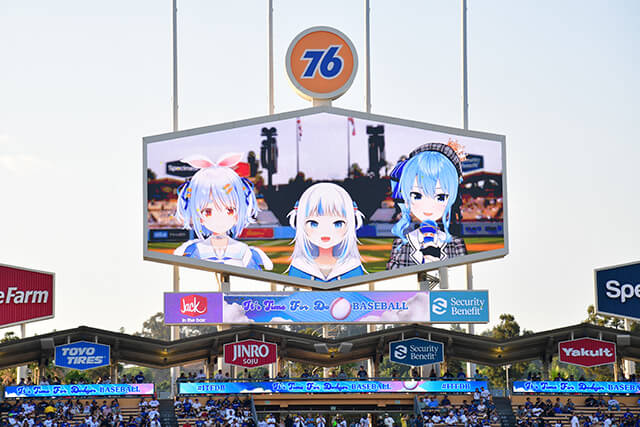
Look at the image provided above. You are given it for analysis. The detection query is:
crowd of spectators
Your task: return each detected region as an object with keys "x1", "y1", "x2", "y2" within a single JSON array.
[
  {"x1": 175, "y1": 396, "x2": 253, "y2": 427},
  {"x1": 0, "y1": 397, "x2": 161, "y2": 427},
  {"x1": 417, "y1": 388, "x2": 498, "y2": 427},
  {"x1": 515, "y1": 395, "x2": 640, "y2": 427}
]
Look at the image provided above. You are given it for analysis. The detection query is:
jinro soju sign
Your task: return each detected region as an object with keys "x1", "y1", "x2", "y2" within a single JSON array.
[
  {"x1": 55, "y1": 341, "x2": 110, "y2": 370},
  {"x1": 223, "y1": 339, "x2": 277, "y2": 368}
]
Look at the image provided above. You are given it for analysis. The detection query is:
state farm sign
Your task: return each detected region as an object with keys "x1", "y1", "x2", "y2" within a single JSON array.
[
  {"x1": 0, "y1": 264, "x2": 55, "y2": 328},
  {"x1": 224, "y1": 339, "x2": 277, "y2": 368},
  {"x1": 558, "y1": 338, "x2": 616, "y2": 367}
]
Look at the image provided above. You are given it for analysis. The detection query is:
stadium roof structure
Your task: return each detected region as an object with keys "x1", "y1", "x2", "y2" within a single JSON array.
[{"x1": 1, "y1": 323, "x2": 639, "y2": 371}]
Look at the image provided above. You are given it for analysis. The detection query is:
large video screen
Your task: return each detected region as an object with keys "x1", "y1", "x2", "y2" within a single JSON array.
[{"x1": 144, "y1": 107, "x2": 507, "y2": 288}]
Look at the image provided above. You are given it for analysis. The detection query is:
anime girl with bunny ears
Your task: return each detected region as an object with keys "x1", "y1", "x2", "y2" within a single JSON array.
[
  {"x1": 173, "y1": 153, "x2": 273, "y2": 271},
  {"x1": 286, "y1": 183, "x2": 365, "y2": 281}
]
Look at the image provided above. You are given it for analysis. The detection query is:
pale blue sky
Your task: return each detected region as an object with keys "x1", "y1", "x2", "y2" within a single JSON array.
[{"x1": 1, "y1": 1, "x2": 638, "y2": 337}]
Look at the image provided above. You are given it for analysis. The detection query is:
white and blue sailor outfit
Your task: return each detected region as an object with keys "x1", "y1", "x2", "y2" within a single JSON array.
[
  {"x1": 174, "y1": 238, "x2": 273, "y2": 271},
  {"x1": 287, "y1": 256, "x2": 365, "y2": 282}
]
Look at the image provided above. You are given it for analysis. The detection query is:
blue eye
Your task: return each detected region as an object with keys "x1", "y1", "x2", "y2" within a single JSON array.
[
  {"x1": 410, "y1": 191, "x2": 422, "y2": 201},
  {"x1": 333, "y1": 220, "x2": 346, "y2": 229},
  {"x1": 436, "y1": 193, "x2": 449, "y2": 202},
  {"x1": 307, "y1": 220, "x2": 319, "y2": 228}
]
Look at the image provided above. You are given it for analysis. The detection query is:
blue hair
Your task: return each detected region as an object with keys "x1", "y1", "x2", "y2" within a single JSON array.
[
  {"x1": 391, "y1": 151, "x2": 459, "y2": 243},
  {"x1": 175, "y1": 166, "x2": 258, "y2": 239}
]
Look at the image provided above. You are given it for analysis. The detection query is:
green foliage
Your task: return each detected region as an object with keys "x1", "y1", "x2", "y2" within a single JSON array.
[{"x1": 477, "y1": 313, "x2": 537, "y2": 388}]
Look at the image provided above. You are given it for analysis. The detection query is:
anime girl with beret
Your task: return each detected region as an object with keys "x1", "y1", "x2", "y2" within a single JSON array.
[
  {"x1": 287, "y1": 183, "x2": 365, "y2": 281},
  {"x1": 173, "y1": 153, "x2": 273, "y2": 271},
  {"x1": 386, "y1": 141, "x2": 467, "y2": 269}
]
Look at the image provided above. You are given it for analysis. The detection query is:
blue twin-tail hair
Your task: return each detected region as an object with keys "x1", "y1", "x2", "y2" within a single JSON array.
[
  {"x1": 287, "y1": 183, "x2": 364, "y2": 264},
  {"x1": 390, "y1": 151, "x2": 459, "y2": 243},
  {"x1": 175, "y1": 156, "x2": 258, "y2": 240}
]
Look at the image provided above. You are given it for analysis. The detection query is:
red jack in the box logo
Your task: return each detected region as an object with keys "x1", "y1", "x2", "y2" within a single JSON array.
[{"x1": 180, "y1": 294, "x2": 208, "y2": 317}]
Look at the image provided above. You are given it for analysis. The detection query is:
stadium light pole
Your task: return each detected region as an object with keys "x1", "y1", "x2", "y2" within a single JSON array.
[
  {"x1": 170, "y1": 0, "x2": 180, "y2": 399},
  {"x1": 461, "y1": 0, "x2": 477, "y2": 380},
  {"x1": 268, "y1": 0, "x2": 274, "y2": 115}
]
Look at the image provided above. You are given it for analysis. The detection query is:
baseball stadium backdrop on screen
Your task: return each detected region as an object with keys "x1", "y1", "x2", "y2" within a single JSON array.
[{"x1": 143, "y1": 106, "x2": 507, "y2": 289}]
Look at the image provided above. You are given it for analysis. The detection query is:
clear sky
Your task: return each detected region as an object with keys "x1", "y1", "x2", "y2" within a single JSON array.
[{"x1": 1, "y1": 0, "x2": 638, "y2": 338}]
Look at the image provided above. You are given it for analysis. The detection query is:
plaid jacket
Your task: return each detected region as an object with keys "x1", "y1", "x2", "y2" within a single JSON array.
[{"x1": 386, "y1": 229, "x2": 467, "y2": 269}]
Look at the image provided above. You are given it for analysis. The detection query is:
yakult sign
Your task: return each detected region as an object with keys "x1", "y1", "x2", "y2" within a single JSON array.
[
  {"x1": 0, "y1": 264, "x2": 54, "y2": 328},
  {"x1": 558, "y1": 338, "x2": 616, "y2": 368},
  {"x1": 224, "y1": 340, "x2": 277, "y2": 368}
]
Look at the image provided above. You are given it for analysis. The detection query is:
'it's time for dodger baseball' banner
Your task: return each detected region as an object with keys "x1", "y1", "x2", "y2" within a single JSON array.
[{"x1": 165, "y1": 290, "x2": 489, "y2": 325}]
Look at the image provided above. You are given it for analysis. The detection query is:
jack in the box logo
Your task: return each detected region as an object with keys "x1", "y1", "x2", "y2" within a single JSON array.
[{"x1": 180, "y1": 294, "x2": 208, "y2": 317}]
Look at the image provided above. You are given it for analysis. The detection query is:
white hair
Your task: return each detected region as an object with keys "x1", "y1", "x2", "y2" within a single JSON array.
[{"x1": 287, "y1": 183, "x2": 364, "y2": 265}]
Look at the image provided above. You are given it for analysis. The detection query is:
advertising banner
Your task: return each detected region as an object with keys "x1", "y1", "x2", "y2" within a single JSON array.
[
  {"x1": 595, "y1": 261, "x2": 640, "y2": 321},
  {"x1": 224, "y1": 340, "x2": 277, "y2": 368},
  {"x1": 54, "y1": 341, "x2": 111, "y2": 370},
  {"x1": 4, "y1": 384, "x2": 154, "y2": 398},
  {"x1": 558, "y1": 338, "x2": 616, "y2": 367},
  {"x1": 513, "y1": 381, "x2": 640, "y2": 394},
  {"x1": 166, "y1": 291, "x2": 427, "y2": 324},
  {"x1": 0, "y1": 264, "x2": 54, "y2": 328},
  {"x1": 165, "y1": 291, "x2": 489, "y2": 325},
  {"x1": 429, "y1": 290, "x2": 489, "y2": 323},
  {"x1": 179, "y1": 380, "x2": 487, "y2": 395},
  {"x1": 389, "y1": 338, "x2": 444, "y2": 367},
  {"x1": 144, "y1": 107, "x2": 507, "y2": 290}
]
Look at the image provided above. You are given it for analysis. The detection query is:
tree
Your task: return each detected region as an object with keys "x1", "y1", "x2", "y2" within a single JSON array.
[
  {"x1": 477, "y1": 314, "x2": 536, "y2": 388},
  {"x1": 136, "y1": 312, "x2": 171, "y2": 340},
  {"x1": 0, "y1": 332, "x2": 19, "y2": 385}
]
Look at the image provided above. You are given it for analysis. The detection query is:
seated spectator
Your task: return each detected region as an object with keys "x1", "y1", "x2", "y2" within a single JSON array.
[
  {"x1": 444, "y1": 412, "x2": 457, "y2": 425},
  {"x1": 440, "y1": 395, "x2": 451, "y2": 407},
  {"x1": 565, "y1": 398, "x2": 575, "y2": 413},
  {"x1": 585, "y1": 395, "x2": 597, "y2": 407},
  {"x1": 480, "y1": 387, "x2": 491, "y2": 399},
  {"x1": 427, "y1": 397, "x2": 439, "y2": 408},
  {"x1": 607, "y1": 397, "x2": 620, "y2": 411}
]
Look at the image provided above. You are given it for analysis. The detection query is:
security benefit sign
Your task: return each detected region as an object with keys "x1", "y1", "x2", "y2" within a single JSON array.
[
  {"x1": 55, "y1": 341, "x2": 110, "y2": 370},
  {"x1": 558, "y1": 338, "x2": 616, "y2": 368},
  {"x1": 224, "y1": 340, "x2": 277, "y2": 368},
  {"x1": 429, "y1": 290, "x2": 489, "y2": 323},
  {"x1": 389, "y1": 338, "x2": 444, "y2": 367},
  {"x1": 595, "y1": 261, "x2": 640, "y2": 321},
  {"x1": 0, "y1": 264, "x2": 54, "y2": 328}
]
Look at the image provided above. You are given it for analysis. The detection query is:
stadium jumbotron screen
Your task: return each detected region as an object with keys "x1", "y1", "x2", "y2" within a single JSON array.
[{"x1": 143, "y1": 107, "x2": 507, "y2": 289}]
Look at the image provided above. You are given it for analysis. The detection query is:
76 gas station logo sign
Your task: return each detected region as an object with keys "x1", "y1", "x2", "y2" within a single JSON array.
[{"x1": 286, "y1": 26, "x2": 358, "y2": 101}]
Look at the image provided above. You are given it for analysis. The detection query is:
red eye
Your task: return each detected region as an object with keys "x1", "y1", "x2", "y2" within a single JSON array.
[
  {"x1": 203, "y1": 208, "x2": 212, "y2": 217},
  {"x1": 227, "y1": 207, "x2": 235, "y2": 216}
]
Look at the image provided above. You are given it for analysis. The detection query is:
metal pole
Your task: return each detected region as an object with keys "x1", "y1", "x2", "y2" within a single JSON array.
[
  {"x1": 16, "y1": 323, "x2": 28, "y2": 383},
  {"x1": 170, "y1": 0, "x2": 180, "y2": 399},
  {"x1": 625, "y1": 319, "x2": 636, "y2": 378},
  {"x1": 172, "y1": 0, "x2": 178, "y2": 132},
  {"x1": 364, "y1": 0, "x2": 371, "y2": 113},
  {"x1": 268, "y1": 0, "x2": 274, "y2": 115},
  {"x1": 461, "y1": 0, "x2": 469, "y2": 131},
  {"x1": 461, "y1": 0, "x2": 475, "y2": 380},
  {"x1": 347, "y1": 121, "x2": 351, "y2": 177}
]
